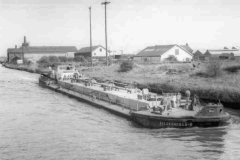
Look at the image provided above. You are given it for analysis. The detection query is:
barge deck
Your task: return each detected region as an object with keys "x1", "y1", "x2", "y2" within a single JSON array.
[{"x1": 41, "y1": 82, "x2": 132, "y2": 119}]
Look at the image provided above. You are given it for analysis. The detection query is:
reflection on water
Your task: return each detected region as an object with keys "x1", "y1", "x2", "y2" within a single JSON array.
[{"x1": 0, "y1": 66, "x2": 240, "y2": 160}]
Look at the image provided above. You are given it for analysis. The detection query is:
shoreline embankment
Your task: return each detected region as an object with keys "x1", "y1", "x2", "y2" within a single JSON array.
[
  {"x1": 2, "y1": 63, "x2": 240, "y2": 109},
  {"x1": 3, "y1": 63, "x2": 48, "y2": 74}
]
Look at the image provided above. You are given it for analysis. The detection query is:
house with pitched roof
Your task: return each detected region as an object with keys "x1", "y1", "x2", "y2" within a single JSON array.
[
  {"x1": 180, "y1": 43, "x2": 193, "y2": 54},
  {"x1": 134, "y1": 44, "x2": 193, "y2": 63},
  {"x1": 193, "y1": 50, "x2": 206, "y2": 60},
  {"x1": 7, "y1": 36, "x2": 78, "y2": 62},
  {"x1": 74, "y1": 45, "x2": 107, "y2": 58}
]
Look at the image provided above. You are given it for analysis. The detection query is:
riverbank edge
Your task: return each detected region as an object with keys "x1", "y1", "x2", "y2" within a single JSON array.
[
  {"x1": 3, "y1": 63, "x2": 48, "y2": 74},
  {"x1": 3, "y1": 63, "x2": 240, "y2": 109}
]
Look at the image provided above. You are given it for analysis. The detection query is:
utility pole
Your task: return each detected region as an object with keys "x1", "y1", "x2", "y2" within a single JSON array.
[
  {"x1": 101, "y1": 1, "x2": 110, "y2": 66},
  {"x1": 22, "y1": 46, "x2": 24, "y2": 62},
  {"x1": 89, "y1": 6, "x2": 93, "y2": 67}
]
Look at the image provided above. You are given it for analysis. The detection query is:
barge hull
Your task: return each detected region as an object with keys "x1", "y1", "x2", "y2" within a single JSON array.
[{"x1": 131, "y1": 112, "x2": 230, "y2": 128}]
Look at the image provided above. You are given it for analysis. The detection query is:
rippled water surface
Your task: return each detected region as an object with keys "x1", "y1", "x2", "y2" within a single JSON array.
[{"x1": 0, "y1": 66, "x2": 240, "y2": 160}]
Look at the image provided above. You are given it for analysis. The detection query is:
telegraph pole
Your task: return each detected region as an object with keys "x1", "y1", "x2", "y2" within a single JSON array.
[
  {"x1": 89, "y1": 6, "x2": 93, "y2": 67},
  {"x1": 22, "y1": 46, "x2": 24, "y2": 61},
  {"x1": 101, "y1": 1, "x2": 110, "y2": 66}
]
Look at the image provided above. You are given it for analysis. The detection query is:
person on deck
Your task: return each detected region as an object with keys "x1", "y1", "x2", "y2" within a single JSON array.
[
  {"x1": 190, "y1": 94, "x2": 200, "y2": 111},
  {"x1": 176, "y1": 93, "x2": 181, "y2": 108},
  {"x1": 48, "y1": 65, "x2": 52, "y2": 72},
  {"x1": 185, "y1": 90, "x2": 191, "y2": 109},
  {"x1": 48, "y1": 65, "x2": 52, "y2": 77},
  {"x1": 162, "y1": 97, "x2": 168, "y2": 111},
  {"x1": 51, "y1": 69, "x2": 55, "y2": 79},
  {"x1": 172, "y1": 94, "x2": 177, "y2": 108}
]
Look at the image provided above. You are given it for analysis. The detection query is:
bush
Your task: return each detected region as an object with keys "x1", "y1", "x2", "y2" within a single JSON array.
[
  {"x1": 223, "y1": 65, "x2": 240, "y2": 73},
  {"x1": 164, "y1": 55, "x2": 178, "y2": 62},
  {"x1": 59, "y1": 56, "x2": 68, "y2": 62},
  {"x1": 85, "y1": 57, "x2": 91, "y2": 62},
  {"x1": 206, "y1": 59, "x2": 222, "y2": 77},
  {"x1": 119, "y1": 61, "x2": 133, "y2": 72},
  {"x1": 67, "y1": 57, "x2": 74, "y2": 62},
  {"x1": 38, "y1": 56, "x2": 49, "y2": 64},
  {"x1": 96, "y1": 57, "x2": 112, "y2": 65},
  {"x1": 48, "y1": 56, "x2": 60, "y2": 63},
  {"x1": 23, "y1": 58, "x2": 33, "y2": 65},
  {"x1": 74, "y1": 56, "x2": 87, "y2": 62},
  {"x1": 157, "y1": 63, "x2": 192, "y2": 71},
  {"x1": 38, "y1": 56, "x2": 62, "y2": 67},
  {"x1": 191, "y1": 71, "x2": 210, "y2": 78}
]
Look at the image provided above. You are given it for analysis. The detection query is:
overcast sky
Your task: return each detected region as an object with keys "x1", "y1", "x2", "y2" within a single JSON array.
[{"x1": 0, "y1": 0, "x2": 240, "y2": 56}]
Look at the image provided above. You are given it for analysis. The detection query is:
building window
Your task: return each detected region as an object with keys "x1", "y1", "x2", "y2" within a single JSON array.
[
  {"x1": 94, "y1": 53, "x2": 96, "y2": 55},
  {"x1": 100, "y1": 48, "x2": 102, "y2": 52},
  {"x1": 175, "y1": 49, "x2": 179, "y2": 55}
]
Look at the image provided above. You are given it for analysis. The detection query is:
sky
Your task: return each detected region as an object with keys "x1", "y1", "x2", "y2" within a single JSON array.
[{"x1": 0, "y1": 0, "x2": 240, "y2": 57}]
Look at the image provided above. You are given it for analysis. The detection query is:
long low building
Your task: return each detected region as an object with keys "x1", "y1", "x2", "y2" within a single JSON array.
[
  {"x1": 134, "y1": 44, "x2": 193, "y2": 63},
  {"x1": 7, "y1": 36, "x2": 78, "y2": 62},
  {"x1": 193, "y1": 47, "x2": 240, "y2": 60}
]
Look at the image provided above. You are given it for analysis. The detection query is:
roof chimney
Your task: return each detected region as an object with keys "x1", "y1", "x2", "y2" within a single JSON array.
[
  {"x1": 186, "y1": 43, "x2": 188, "y2": 46},
  {"x1": 223, "y1": 47, "x2": 228, "y2": 49},
  {"x1": 24, "y1": 36, "x2": 26, "y2": 43},
  {"x1": 15, "y1": 45, "x2": 17, "y2": 49},
  {"x1": 22, "y1": 36, "x2": 29, "y2": 47}
]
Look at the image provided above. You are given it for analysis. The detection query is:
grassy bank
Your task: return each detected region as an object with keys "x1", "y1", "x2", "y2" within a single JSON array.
[
  {"x1": 3, "y1": 60, "x2": 240, "y2": 106},
  {"x1": 77, "y1": 61, "x2": 240, "y2": 105}
]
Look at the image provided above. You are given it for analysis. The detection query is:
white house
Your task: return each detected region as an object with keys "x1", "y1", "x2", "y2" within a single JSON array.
[
  {"x1": 75, "y1": 45, "x2": 107, "y2": 58},
  {"x1": 134, "y1": 44, "x2": 193, "y2": 63}
]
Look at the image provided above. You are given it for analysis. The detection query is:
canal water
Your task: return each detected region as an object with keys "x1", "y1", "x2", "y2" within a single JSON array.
[{"x1": 0, "y1": 66, "x2": 240, "y2": 160}]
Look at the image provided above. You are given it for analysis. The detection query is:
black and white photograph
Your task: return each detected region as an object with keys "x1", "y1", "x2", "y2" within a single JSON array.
[{"x1": 0, "y1": 0, "x2": 240, "y2": 159}]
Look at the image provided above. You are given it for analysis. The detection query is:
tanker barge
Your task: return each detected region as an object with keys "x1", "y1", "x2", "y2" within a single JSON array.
[{"x1": 39, "y1": 65, "x2": 231, "y2": 128}]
